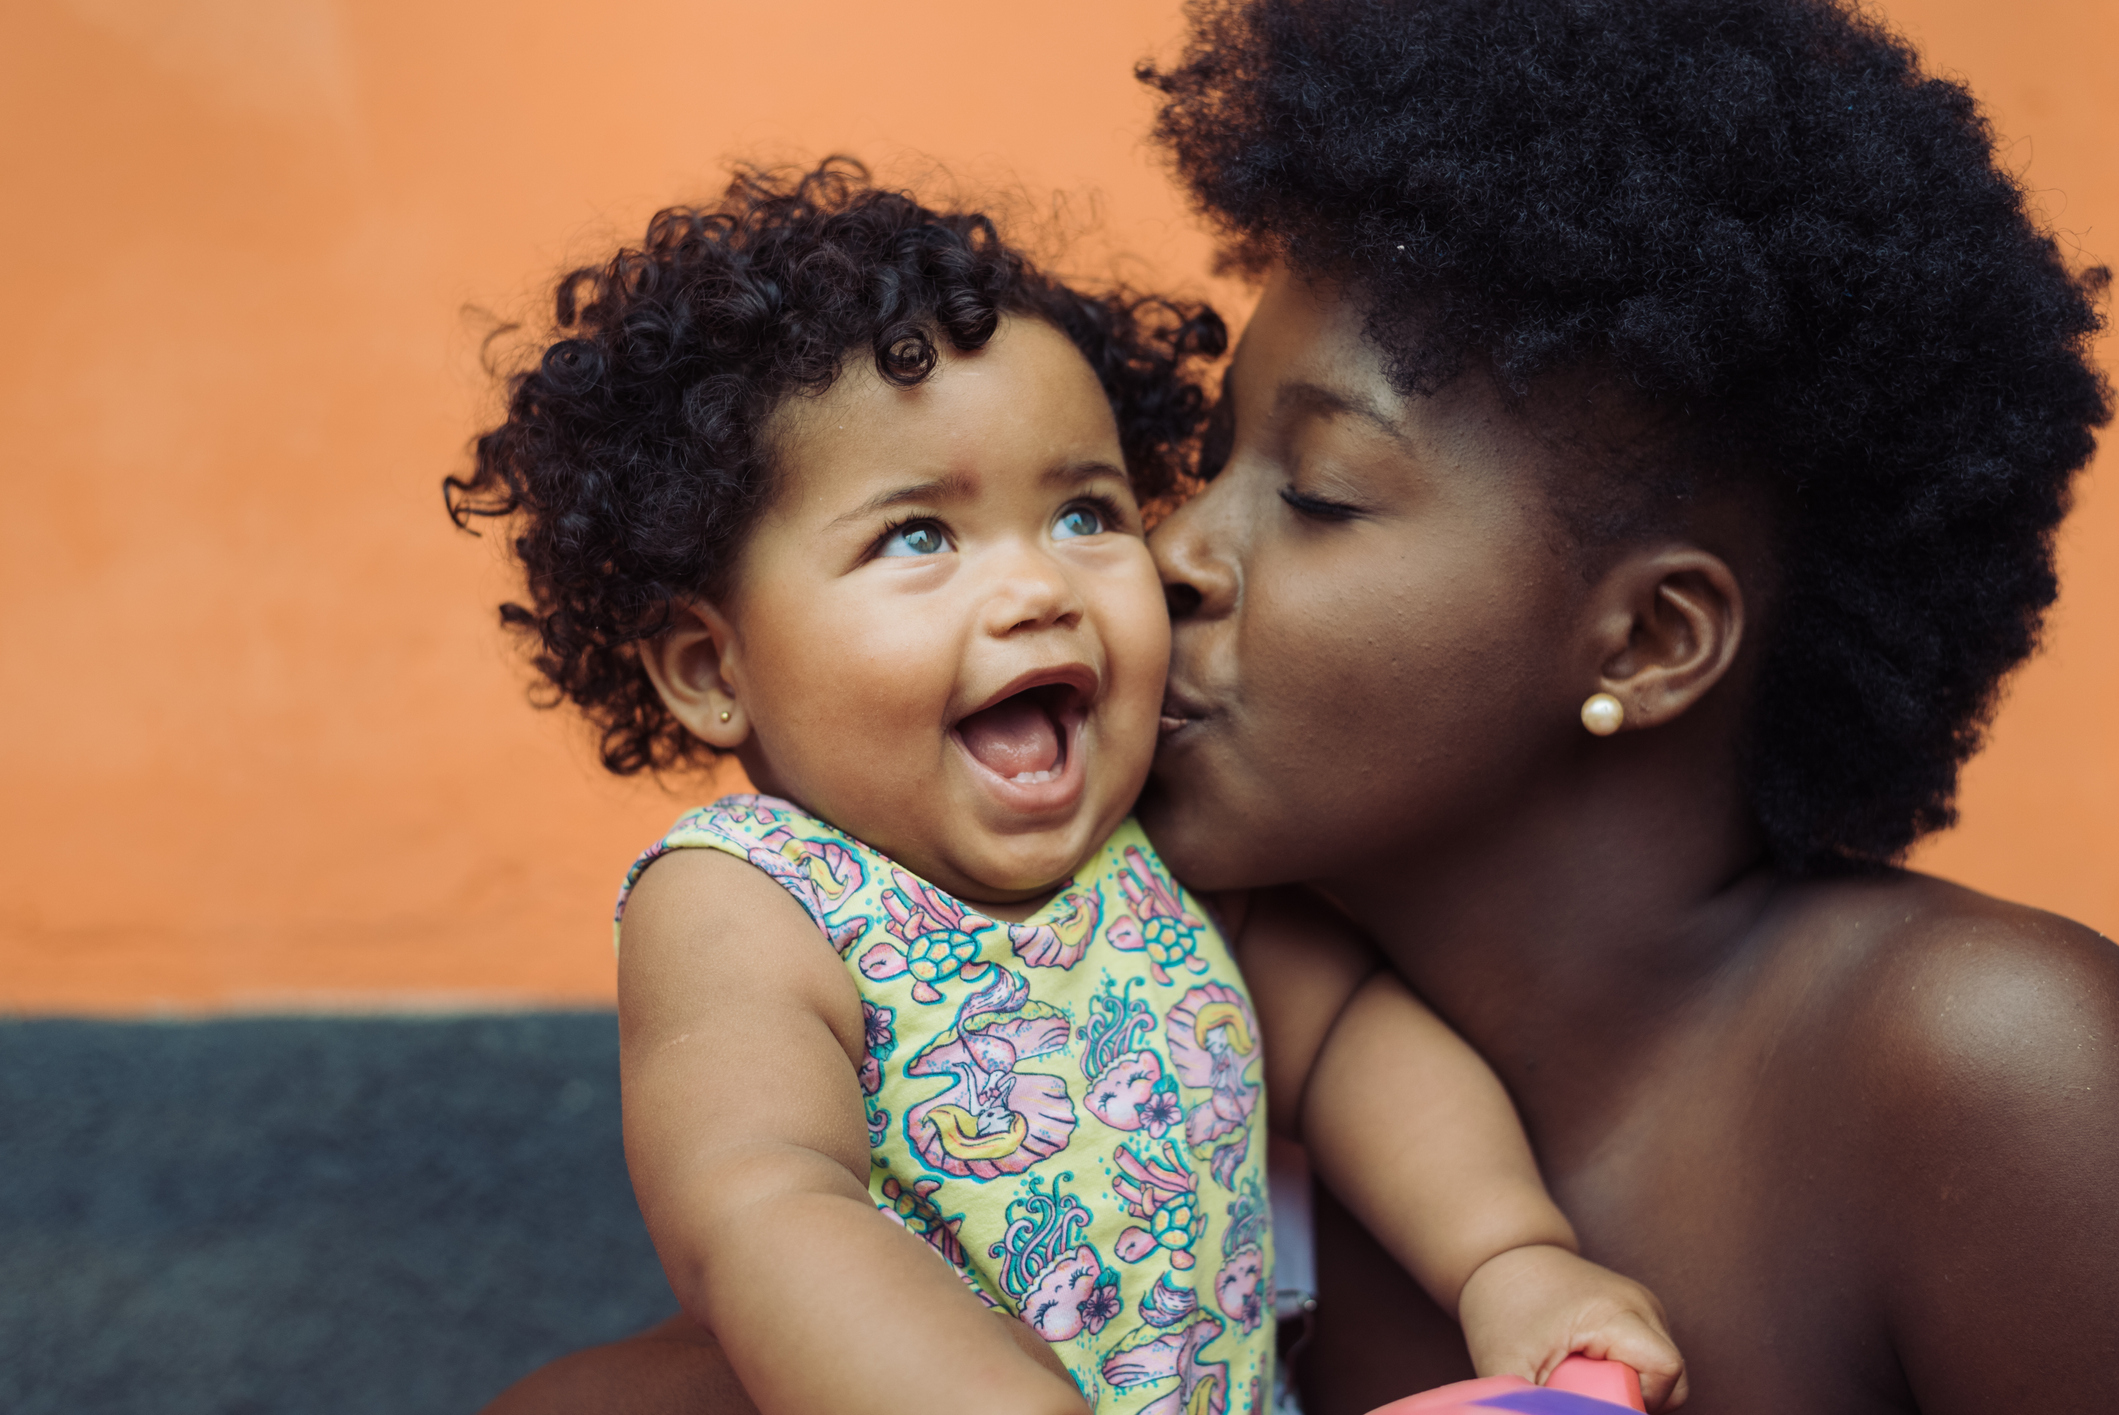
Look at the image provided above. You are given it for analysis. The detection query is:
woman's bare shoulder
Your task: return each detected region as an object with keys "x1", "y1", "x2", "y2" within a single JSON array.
[
  {"x1": 1788, "y1": 869, "x2": 2119, "y2": 1051},
  {"x1": 1761, "y1": 877, "x2": 2119, "y2": 1395},
  {"x1": 1768, "y1": 871, "x2": 2117, "y2": 1093},
  {"x1": 1774, "y1": 871, "x2": 2119, "y2": 1222}
]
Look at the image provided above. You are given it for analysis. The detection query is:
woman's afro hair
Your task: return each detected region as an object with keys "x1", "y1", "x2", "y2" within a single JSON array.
[
  {"x1": 1143, "y1": 0, "x2": 2111, "y2": 872},
  {"x1": 446, "y1": 160, "x2": 1226, "y2": 776}
]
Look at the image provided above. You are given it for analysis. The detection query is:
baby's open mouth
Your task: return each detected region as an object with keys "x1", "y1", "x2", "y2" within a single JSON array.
[{"x1": 954, "y1": 683, "x2": 1082, "y2": 786}]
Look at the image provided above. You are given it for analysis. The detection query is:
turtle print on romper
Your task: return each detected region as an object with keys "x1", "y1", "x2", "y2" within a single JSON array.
[{"x1": 617, "y1": 795, "x2": 1275, "y2": 1415}]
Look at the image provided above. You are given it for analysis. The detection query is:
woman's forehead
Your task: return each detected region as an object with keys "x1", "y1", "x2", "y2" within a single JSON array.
[
  {"x1": 1228, "y1": 270, "x2": 1386, "y2": 394},
  {"x1": 1232, "y1": 267, "x2": 1686, "y2": 495},
  {"x1": 1228, "y1": 271, "x2": 1528, "y2": 472}
]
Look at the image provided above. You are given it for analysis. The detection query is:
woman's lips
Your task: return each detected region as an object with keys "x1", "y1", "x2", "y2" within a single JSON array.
[{"x1": 1157, "y1": 685, "x2": 1211, "y2": 738}]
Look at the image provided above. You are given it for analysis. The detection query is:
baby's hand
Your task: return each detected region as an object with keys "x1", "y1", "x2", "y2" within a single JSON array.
[{"x1": 1456, "y1": 1244, "x2": 1688, "y2": 1411}]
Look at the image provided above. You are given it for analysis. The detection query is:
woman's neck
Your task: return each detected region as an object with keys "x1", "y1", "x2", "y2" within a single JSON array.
[{"x1": 1318, "y1": 743, "x2": 1779, "y2": 1150}]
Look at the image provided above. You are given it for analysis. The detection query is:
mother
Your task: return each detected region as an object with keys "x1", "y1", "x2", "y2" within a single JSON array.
[{"x1": 1136, "y1": 0, "x2": 2118, "y2": 1410}]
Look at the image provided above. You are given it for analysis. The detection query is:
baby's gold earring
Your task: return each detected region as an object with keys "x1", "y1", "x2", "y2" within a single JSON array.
[
  {"x1": 718, "y1": 710, "x2": 732, "y2": 723},
  {"x1": 1580, "y1": 692, "x2": 1624, "y2": 736}
]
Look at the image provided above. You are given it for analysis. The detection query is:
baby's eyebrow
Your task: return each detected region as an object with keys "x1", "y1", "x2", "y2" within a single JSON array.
[
  {"x1": 830, "y1": 461, "x2": 1127, "y2": 528},
  {"x1": 830, "y1": 472, "x2": 978, "y2": 526},
  {"x1": 1043, "y1": 459, "x2": 1129, "y2": 489}
]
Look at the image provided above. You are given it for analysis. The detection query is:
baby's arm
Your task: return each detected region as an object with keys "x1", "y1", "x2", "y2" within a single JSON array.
[
  {"x1": 1306, "y1": 973, "x2": 1686, "y2": 1405},
  {"x1": 1236, "y1": 890, "x2": 1686, "y2": 1409},
  {"x1": 619, "y1": 848, "x2": 1086, "y2": 1415}
]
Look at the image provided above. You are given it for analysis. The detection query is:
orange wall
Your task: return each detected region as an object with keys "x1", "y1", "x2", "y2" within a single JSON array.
[{"x1": 1, "y1": 0, "x2": 2111, "y2": 1014}]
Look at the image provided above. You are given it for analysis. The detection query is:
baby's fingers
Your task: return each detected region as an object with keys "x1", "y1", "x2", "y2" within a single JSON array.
[{"x1": 1573, "y1": 1313, "x2": 1688, "y2": 1411}]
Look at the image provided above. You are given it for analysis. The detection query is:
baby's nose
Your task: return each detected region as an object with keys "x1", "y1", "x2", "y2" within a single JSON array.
[{"x1": 982, "y1": 548, "x2": 1084, "y2": 635}]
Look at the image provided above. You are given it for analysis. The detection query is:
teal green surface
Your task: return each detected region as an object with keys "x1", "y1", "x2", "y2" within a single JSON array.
[{"x1": 0, "y1": 1013, "x2": 671, "y2": 1415}]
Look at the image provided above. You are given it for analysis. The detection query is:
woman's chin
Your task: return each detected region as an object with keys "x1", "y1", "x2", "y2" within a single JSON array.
[{"x1": 1134, "y1": 777, "x2": 1235, "y2": 890}]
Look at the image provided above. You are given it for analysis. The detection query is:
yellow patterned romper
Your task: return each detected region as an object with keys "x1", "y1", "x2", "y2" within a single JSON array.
[{"x1": 617, "y1": 794, "x2": 1273, "y2": 1415}]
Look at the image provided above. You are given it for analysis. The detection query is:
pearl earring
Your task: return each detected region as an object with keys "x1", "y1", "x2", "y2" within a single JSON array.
[
  {"x1": 1580, "y1": 693, "x2": 1624, "y2": 736},
  {"x1": 718, "y1": 710, "x2": 732, "y2": 723}
]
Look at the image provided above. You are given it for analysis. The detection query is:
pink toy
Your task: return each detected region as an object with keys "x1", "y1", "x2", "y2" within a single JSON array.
[{"x1": 1363, "y1": 1357, "x2": 1646, "y2": 1415}]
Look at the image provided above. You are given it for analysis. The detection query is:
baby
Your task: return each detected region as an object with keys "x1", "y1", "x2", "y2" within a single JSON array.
[{"x1": 451, "y1": 161, "x2": 1686, "y2": 1415}]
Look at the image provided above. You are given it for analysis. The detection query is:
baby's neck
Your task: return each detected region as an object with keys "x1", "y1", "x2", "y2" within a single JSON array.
[
  {"x1": 745, "y1": 775, "x2": 1081, "y2": 923},
  {"x1": 963, "y1": 882, "x2": 1067, "y2": 924}
]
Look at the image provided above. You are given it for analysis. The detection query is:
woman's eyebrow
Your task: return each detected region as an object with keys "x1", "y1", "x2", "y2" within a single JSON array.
[{"x1": 1276, "y1": 379, "x2": 1407, "y2": 444}]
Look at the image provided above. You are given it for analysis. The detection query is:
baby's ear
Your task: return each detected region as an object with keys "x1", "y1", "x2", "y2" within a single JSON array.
[{"x1": 637, "y1": 600, "x2": 749, "y2": 749}]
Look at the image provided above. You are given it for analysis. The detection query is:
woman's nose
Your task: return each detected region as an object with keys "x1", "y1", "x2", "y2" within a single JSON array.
[{"x1": 1149, "y1": 487, "x2": 1238, "y2": 623}]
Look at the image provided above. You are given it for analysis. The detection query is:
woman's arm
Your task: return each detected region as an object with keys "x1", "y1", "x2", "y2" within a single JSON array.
[
  {"x1": 619, "y1": 848, "x2": 1085, "y2": 1415},
  {"x1": 1865, "y1": 904, "x2": 2119, "y2": 1415}
]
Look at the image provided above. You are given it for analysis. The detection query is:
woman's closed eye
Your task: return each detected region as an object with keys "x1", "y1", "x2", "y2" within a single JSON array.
[
  {"x1": 1278, "y1": 485, "x2": 1365, "y2": 522},
  {"x1": 876, "y1": 518, "x2": 952, "y2": 557}
]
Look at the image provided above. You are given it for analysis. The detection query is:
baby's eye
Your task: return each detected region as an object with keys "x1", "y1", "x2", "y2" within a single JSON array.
[
  {"x1": 877, "y1": 521, "x2": 950, "y2": 558},
  {"x1": 1052, "y1": 504, "x2": 1108, "y2": 541}
]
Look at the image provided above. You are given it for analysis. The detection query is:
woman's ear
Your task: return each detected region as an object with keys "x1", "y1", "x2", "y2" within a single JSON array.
[
  {"x1": 1581, "y1": 546, "x2": 1745, "y2": 732},
  {"x1": 636, "y1": 600, "x2": 750, "y2": 751}
]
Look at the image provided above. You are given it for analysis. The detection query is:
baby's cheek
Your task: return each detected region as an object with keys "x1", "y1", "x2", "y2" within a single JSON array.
[
  {"x1": 1101, "y1": 565, "x2": 1174, "y2": 713},
  {"x1": 750, "y1": 592, "x2": 960, "y2": 815}
]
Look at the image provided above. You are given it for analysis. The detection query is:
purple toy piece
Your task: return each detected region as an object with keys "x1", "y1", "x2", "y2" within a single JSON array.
[
  {"x1": 1470, "y1": 1392, "x2": 1644, "y2": 1415},
  {"x1": 1364, "y1": 1357, "x2": 1647, "y2": 1415}
]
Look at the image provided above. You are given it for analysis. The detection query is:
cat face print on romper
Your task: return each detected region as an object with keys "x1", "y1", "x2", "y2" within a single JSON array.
[
  {"x1": 1211, "y1": 1176, "x2": 1269, "y2": 1335},
  {"x1": 991, "y1": 1173, "x2": 1122, "y2": 1342},
  {"x1": 1081, "y1": 976, "x2": 1184, "y2": 1138},
  {"x1": 620, "y1": 801, "x2": 1276, "y2": 1415}
]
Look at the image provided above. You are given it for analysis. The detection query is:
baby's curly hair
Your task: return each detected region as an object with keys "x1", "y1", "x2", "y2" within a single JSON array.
[
  {"x1": 1143, "y1": 0, "x2": 2111, "y2": 872},
  {"x1": 447, "y1": 160, "x2": 1226, "y2": 776}
]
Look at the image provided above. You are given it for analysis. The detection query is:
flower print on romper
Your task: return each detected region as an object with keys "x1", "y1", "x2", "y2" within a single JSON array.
[
  {"x1": 903, "y1": 968, "x2": 1077, "y2": 1179},
  {"x1": 1211, "y1": 1176, "x2": 1269, "y2": 1334},
  {"x1": 990, "y1": 1173, "x2": 1121, "y2": 1342},
  {"x1": 1106, "y1": 847, "x2": 1212, "y2": 986},
  {"x1": 1109, "y1": 1137, "x2": 1205, "y2": 1269},
  {"x1": 858, "y1": 868, "x2": 998, "y2": 1004},
  {"x1": 700, "y1": 797, "x2": 872, "y2": 954},
  {"x1": 1080, "y1": 976, "x2": 1185, "y2": 1137},
  {"x1": 1101, "y1": 1302, "x2": 1229, "y2": 1415},
  {"x1": 1004, "y1": 883, "x2": 1103, "y2": 969},
  {"x1": 1164, "y1": 984, "x2": 1262, "y2": 1189},
  {"x1": 859, "y1": 1000, "x2": 896, "y2": 1148}
]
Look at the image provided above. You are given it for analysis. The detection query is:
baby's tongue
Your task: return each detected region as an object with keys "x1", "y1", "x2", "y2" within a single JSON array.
[{"x1": 957, "y1": 695, "x2": 1061, "y2": 779}]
